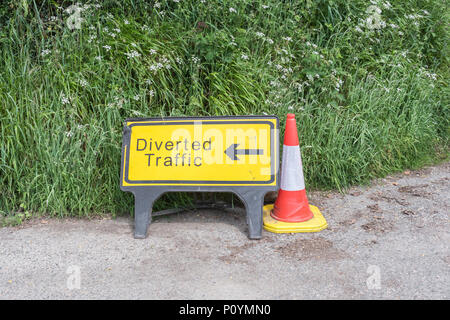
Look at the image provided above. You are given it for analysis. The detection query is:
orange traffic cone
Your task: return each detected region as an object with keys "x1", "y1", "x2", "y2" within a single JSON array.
[
  {"x1": 263, "y1": 113, "x2": 327, "y2": 233},
  {"x1": 271, "y1": 113, "x2": 314, "y2": 222}
]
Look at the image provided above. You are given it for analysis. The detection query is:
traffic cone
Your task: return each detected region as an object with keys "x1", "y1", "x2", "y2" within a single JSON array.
[
  {"x1": 272, "y1": 114, "x2": 313, "y2": 222},
  {"x1": 263, "y1": 113, "x2": 327, "y2": 233}
]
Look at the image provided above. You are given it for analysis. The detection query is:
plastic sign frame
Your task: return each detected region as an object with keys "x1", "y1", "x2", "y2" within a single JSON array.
[{"x1": 120, "y1": 116, "x2": 279, "y2": 239}]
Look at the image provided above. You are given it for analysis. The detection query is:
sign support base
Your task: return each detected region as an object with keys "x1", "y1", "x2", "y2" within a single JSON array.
[{"x1": 127, "y1": 188, "x2": 269, "y2": 240}]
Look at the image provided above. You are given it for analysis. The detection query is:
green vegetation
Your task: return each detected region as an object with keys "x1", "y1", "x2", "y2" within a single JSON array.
[{"x1": 0, "y1": 0, "x2": 448, "y2": 220}]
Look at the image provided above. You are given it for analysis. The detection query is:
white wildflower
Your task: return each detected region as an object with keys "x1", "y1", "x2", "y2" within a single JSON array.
[
  {"x1": 335, "y1": 78, "x2": 344, "y2": 91},
  {"x1": 229, "y1": 7, "x2": 237, "y2": 13},
  {"x1": 61, "y1": 93, "x2": 70, "y2": 105},
  {"x1": 241, "y1": 54, "x2": 249, "y2": 60},
  {"x1": 255, "y1": 32, "x2": 265, "y2": 38},
  {"x1": 191, "y1": 56, "x2": 200, "y2": 64},
  {"x1": 41, "y1": 49, "x2": 51, "y2": 57},
  {"x1": 103, "y1": 45, "x2": 111, "y2": 51},
  {"x1": 270, "y1": 80, "x2": 280, "y2": 87},
  {"x1": 124, "y1": 19, "x2": 129, "y2": 25},
  {"x1": 79, "y1": 79, "x2": 88, "y2": 87},
  {"x1": 125, "y1": 50, "x2": 141, "y2": 59},
  {"x1": 365, "y1": 5, "x2": 385, "y2": 30}
]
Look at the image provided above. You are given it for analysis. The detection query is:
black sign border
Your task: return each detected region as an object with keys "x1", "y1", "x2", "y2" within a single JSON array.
[{"x1": 121, "y1": 116, "x2": 278, "y2": 186}]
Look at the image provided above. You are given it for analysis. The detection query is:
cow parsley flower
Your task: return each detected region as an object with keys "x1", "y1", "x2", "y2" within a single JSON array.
[
  {"x1": 79, "y1": 79, "x2": 88, "y2": 87},
  {"x1": 125, "y1": 50, "x2": 141, "y2": 59},
  {"x1": 41, "y1": 49, "x2": 51, "y2": 57},
  {"x1": 191, "y1": 56, "x2": 200, "y2": 64},
  {"x1": 61, "y1": 93, "x2": 70, "y2": 105}
]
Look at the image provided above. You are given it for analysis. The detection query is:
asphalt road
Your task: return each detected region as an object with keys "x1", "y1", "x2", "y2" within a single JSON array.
[{"x1": 1, "y1": 162, "x2": 449, "y2": 299}]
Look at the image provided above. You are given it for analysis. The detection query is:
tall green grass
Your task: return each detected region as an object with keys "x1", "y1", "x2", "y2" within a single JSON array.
[{"x1": 0, "y1": 0, "x2": 448, "y2": 220}]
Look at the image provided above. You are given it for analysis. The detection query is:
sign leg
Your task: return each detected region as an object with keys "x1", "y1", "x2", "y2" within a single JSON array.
[
  {"x1": 240, "y1": 191, "x2": 266, "y2": 240},
  {"x1": 133, "y1": 191, "x2": 160, "y2": 239}
]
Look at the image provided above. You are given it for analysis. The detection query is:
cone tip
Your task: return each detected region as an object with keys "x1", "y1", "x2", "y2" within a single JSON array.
[{"x1": 283, "y1": 113, "x2": 299, "y2": 146}]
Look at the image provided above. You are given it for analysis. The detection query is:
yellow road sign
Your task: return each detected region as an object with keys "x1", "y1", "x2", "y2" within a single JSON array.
[{"x1": 120, "y1": 116, "x2": 278, "y2": 186}]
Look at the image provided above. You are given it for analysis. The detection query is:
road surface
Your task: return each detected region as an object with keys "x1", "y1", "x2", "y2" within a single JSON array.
[{"x1": 1, "y1": 162, "x2": 449, "y2": 299}]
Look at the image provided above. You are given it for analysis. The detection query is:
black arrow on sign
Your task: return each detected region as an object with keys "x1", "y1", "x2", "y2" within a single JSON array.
[{"x1": 224, "y1": 144, "x2": 264, "y2": 161}]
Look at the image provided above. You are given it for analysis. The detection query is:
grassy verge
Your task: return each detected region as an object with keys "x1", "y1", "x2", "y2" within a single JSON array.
[{"x1": 0, "y1": 0, "x2": 448, "y2": 220}]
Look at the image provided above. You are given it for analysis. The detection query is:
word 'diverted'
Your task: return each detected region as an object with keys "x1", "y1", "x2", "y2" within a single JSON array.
[
  {"x1": 120, "y1": 117, "x2": 278, "y2": 186},
  {"x1": 135, "y1": 137, "x2": 212, "y2": 167}
]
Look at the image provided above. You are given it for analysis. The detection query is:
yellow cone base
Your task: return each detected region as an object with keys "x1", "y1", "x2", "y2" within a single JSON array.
[{"x1": 263, "y1": 204, "x2": 327, "y2": 233}]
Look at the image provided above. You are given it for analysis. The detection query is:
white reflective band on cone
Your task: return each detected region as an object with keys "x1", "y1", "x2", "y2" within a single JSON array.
[{"x1": 280, "y1": 145, "x2": 305, "y2": 191}]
